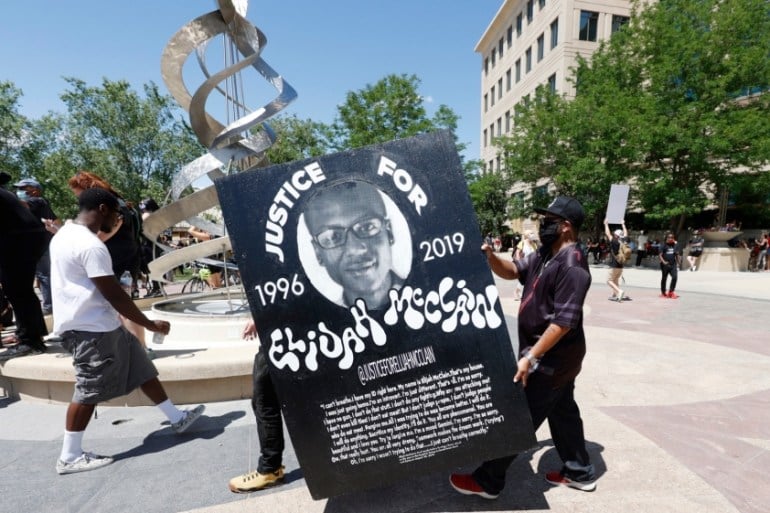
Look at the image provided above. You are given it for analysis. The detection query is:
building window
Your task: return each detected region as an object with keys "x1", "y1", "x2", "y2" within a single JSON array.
[
  {"x1": 491, "y1": 48, "x2": 496, "y2": 67},
  {"x1": 579, "y1": 11, "x2": 599, "y2": 42},
  {"x1": 483, "y1": 129, "x2": 488, "y2": 147},
  {"x1": 498, "y1": 78, "x2": 503, "y2": 99},
  {"x1": 526, "y1": 47, "x2": 532, "y2": 72},
  {"x1": 537, "y1": 34, "x2": 544, "y2": 62},
  {"x1": 505, "y1": 110, "x2": 511, "y2": 132},
  {"x1": 516, "y1": 13, "x2": 523, "y2": 36},
  {"x1": 490, "y1": 123, "x2": 495, "y2": 139},
  {"x1": 527, "y1": 0, "x2": 534, "y2": 23},
  {"x1": 539, "y1": 0, "x2": 546, "y2": 9},
  {"x1": 523, "y1": 94, "x2": 531, "y2": 106},
  {"x1": 488, "y1": 160, "x2": 493, "y2": 173},
  {"x1": 506, "y1": 69, "x2": 512, "y2": 91},
  {"x1": 515, "y1": 59, "x2": 521, "y2": 82},
  {"x1": 507, "y1": 25, "x2": 513, "y2": 47},
  {"x1": 490, "y1": 86, "x2": 496, "y2": 106},
  {"x1": 484, "y1": 57, "x2": 489, "y2": 75},
  {"x1": 612, "y1": 15, "x2": 629, "y2": 34},
  {"x1": 550, "y1": 18, "x2": 558, "y2": 49},
  {"x1": 496, "y1": 155, "x2": 501, "y2": 172},
  {"x1": 548, "y1": 73, "x2": 556, "y2": 93},
  {"x1": 497, "y1": 117, "x2": 502, "y2": 137},
  {"x1": 484, "y1": 94, "x2": 488, "y2": 112},
  {"x1": 498, "y1": 38, "x2": 504, "y2": 58}
]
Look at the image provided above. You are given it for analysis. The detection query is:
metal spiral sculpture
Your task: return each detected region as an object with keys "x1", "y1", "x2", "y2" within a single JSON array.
[{"x1": 144, "y1": 0, "x2": 296, "y2": 284}]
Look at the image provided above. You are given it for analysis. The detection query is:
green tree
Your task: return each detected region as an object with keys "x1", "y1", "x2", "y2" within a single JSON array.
[
  {"x1": 328, "y1": 73, "x2": 469, "y2": 157},
  {"x1": 467, "y1": 171, "x2": 512, "y2": 237},
  {"x1": 496, "y1": 0, "x2": 770, "y2": 232},
  {"x1": 59, "y1": 77, "x2": 203, "y2": 204},
  {"x1": 0, "y1": 81, "x2": 25, "y2": 177},
  {"x1": 263, "y1": 114, "x2": 330, "y2": 164}
]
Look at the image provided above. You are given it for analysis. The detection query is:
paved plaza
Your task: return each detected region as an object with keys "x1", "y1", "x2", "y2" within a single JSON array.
[{"x1": 1, "y1": 264, "x2": 768, "y2": 513}]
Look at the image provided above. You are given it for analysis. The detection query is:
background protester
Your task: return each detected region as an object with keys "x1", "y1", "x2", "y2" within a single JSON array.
[
  {"x1": 138, "y1": 198, "x2": 163, "y2": 297},
  {"x1": 14, "y1": 178, "x2": 61, "y2": 314},
  {"x1": 0, "y1": 186, "x2": 49, "y2": 360},
  {"x1": 604, "y1": 219, "x2": 628, "y2": 302},
  {"x1": 686, "y1": 230, "x2": 705, "y2": 271},
  {"x1": 659, "y1": 232, "x2": 681, "y2": 298}
]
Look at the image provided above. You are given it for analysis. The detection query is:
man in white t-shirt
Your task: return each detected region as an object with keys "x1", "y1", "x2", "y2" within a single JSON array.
[{"x1": 49, "y1": 187, "x2": 205, "y2": 475}]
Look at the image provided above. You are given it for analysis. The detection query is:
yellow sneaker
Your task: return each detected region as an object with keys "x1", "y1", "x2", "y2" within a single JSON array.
[{"x1": 228, "y1": 466, "x2": 285, "y2": 493}]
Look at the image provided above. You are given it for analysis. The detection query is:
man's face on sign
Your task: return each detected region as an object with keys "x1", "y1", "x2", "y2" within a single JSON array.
[{"x1": 305, "y1": 183, "x2": 394, "y2": 302}]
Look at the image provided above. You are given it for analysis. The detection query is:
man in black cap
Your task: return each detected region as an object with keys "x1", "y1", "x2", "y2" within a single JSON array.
[{"x1": 450, "y1": 196, "x2": 597, "y2": 499}]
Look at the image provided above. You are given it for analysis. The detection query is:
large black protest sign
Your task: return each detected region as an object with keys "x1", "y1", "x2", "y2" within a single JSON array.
[{"x1": 216, "y1": 130, "x2": 535, "y2": 499}]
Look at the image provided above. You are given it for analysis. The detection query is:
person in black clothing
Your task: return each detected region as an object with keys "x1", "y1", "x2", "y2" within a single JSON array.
[
  {"x1": 14, "y1": 178, "x2": 61, "y2": 314},
  {"x1": 450, "y1": 196, "x2": 597, "y2": 499},
  {"x1": 227, "y1": 320, "x2": 286, "y2": 493},
  {"x1": 659, "y1": 232, "x2": 681, "y2": 298},
  {"x1": 138, "y1": 198, "x2": 163, "y2": 297},
  {"x1": 0, "y1": 186, "x2": 49, "y2": 360}
]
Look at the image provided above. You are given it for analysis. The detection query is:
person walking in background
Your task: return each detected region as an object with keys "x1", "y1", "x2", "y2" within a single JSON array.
[
  {"x1": 50, "y1": 187, "x2": 204, "y2": 475},
  {"x1": 659, "y1": 232, "x2": 681, "y2": 298},
  {"x1": 450, "y1": 196, "x2": 597, "y2": 499},
  {"x1": 604, "y1": 219, "x2": 628, "y2": 302},
  {"x1": 13, "y1": 177, "x2": 61, "y2": 315},
  {"x1": 636, "y1": 230, "x2": 648, "y2": 267},
  {"x1": 0, "y1": 186, "x2": 49, "y2": 360},
  {"x1": 138, "y1": 198, "x2": 163, "y2": 298},
  {"x1": 228, "y1": 319, "x2": 286, "y2": 493},
  {"x1": 686, "y1": 230, "x2": 704, "y2": 271}
]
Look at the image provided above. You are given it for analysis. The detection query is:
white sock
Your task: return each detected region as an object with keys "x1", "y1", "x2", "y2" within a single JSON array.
[
  {"x1": 157, "y1": 399, "x2": 185, "y2": 423},
  {"x1": 60, "y1": 430, "x2": 84, "y2": 463}
]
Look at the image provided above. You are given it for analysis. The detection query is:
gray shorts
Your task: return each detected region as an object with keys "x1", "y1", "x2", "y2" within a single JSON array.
[{"x1": 61, "y1": 326, "x2": 158, "y2": 404}]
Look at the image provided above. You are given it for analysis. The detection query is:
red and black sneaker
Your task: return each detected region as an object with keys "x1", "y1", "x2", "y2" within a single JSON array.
[
  {"x1": 449, "y1": 473, "x2": 499, "y2": 499},
  {"x1": 667, "y1": 291, "x2": 679, "y2": 299},
  {"x1": 545, "y1": 471, "x2": 597, "y2": 492}
]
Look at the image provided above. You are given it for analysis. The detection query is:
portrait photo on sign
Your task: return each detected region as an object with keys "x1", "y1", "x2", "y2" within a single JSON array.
[{"x1": 297, "y1": 179, "x2": 412, "y2": 309}]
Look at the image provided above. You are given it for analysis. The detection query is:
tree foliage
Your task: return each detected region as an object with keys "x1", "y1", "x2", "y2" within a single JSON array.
[
  {"x1": 496, "y1": 0, "x2": 770, "y2": 232},
  {"x1": 59, "y1": 78, "x2": 202, "y2": 207},
  {"x1": 467, "y1": 171, "x2": 512, "y2": 237},
  {"x1": 328, "y1": 73, "x2": 464, "y2": 152}
]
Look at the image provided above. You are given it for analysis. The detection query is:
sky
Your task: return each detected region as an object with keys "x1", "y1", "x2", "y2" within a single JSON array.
[{"x1": 1, "y1": 0, "x2": 503, "y2": 162}]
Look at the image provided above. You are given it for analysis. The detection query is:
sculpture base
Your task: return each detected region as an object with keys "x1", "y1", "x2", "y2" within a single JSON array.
[{"x1": 694, "y1": 247, "x2": 750, "y2": 272}]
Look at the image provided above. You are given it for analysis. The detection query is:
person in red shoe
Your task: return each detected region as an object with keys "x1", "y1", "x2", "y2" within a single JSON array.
[
  {"x1": 449, "y1": 196, "x2": 597, "y2": 499},
  {"x1": 659, "y1": 232, "x2": 680, "y2": 298}
]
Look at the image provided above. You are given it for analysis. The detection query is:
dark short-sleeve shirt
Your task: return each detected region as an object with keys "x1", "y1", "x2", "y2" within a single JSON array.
[
  {"x1": 25, "y1": 197, "x2": 58, "y2": 243},
  {"x1": 515, "y1": 244, "x2": 592, "y2": 386},
  {"x1": 660, "y1": 243, "x2": 678, "y2": 264}
]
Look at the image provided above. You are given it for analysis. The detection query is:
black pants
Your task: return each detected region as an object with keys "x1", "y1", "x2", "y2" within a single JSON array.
[
  {"x1": 635, "y1": 250, "x2": 646, "y2": 267},
  {"x1": 0, "y1": 233, "x2": 48, "y2": 350},
  {"x1": 660, "y1": 263, "x2": 678, "y2": 293},
  {"x1": 472, "y1": 375, "x2": 594, "y2": 494},
  {"x1": 251, "y1": 350, "x2": 284, "y2": 473}
]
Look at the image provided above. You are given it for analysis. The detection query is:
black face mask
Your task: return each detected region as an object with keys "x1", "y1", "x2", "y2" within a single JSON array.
[{"x1": 538, "y1": 218, "x2": 561, "y2": 251}]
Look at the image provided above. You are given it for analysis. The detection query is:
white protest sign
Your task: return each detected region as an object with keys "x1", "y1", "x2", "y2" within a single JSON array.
[{"x1": 606, "y1": 184, "x2": 630, "y2": 224}]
